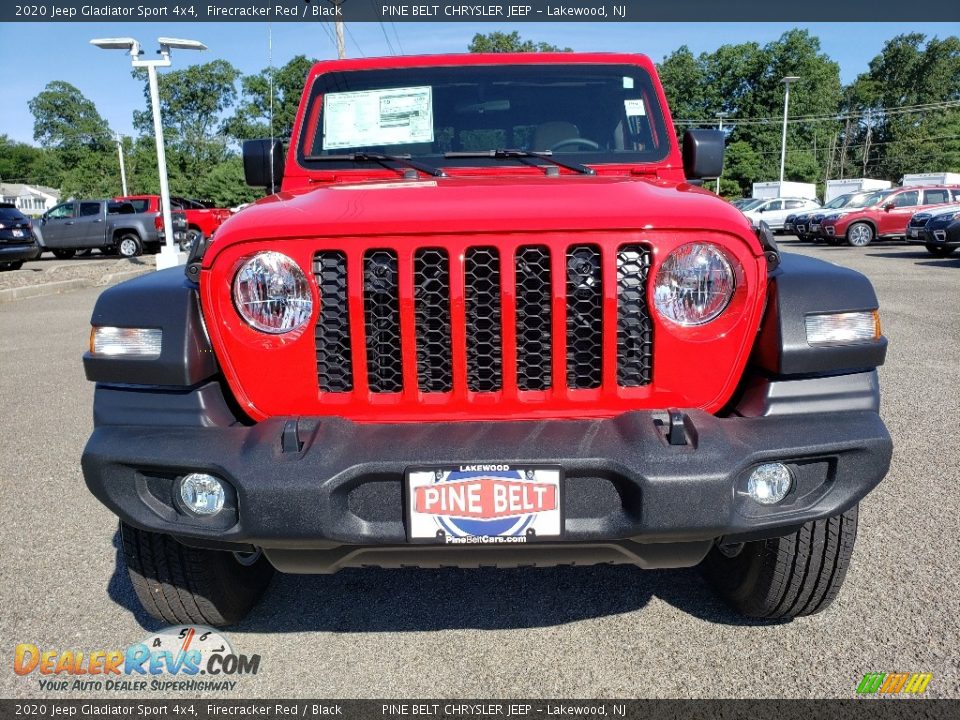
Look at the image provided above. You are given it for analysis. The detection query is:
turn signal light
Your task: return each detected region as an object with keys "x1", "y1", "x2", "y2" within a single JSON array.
[
  {"x1": 805, "y1": 311, "x2": 881, "y2": 346},
  {"x1": 89, "y1": 327, "x2": 162, "y2": 358}
]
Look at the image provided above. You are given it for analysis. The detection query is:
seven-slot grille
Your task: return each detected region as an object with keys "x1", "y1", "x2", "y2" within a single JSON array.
[{"x1": 312, "y1": 244, "x2": 653, "y2": 396}]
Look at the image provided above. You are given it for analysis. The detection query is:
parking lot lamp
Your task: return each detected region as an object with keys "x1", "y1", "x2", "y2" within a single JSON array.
[
  {"x1": 90, "y1": 37, "x2": 207, "y2": 271},
  {"x1": 779, "y1": 76, "x2": 800, "y2": 183}
]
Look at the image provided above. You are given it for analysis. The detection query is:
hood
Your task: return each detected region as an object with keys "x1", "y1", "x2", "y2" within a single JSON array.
[
  {"x1": 206, "y1": 174, "x2": 757, "y2": 261},
  {"x1": 920, "y1": 203, "x2": 960, "y2": 219}
]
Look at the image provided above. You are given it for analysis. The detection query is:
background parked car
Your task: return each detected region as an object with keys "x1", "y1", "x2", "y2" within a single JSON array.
[
  {"x1": 0, "y1": 203, "x2": 40, "y2": 271},
  {"x1": 116, "y1": 195, "x2": 231, "y2": 252},
  {"x1": 741, "y1": 197, "x2": 820, "y2": 232},
  {"x1": 35, "y1": 199, "x2": 187, "y2": 258},
  {"x1": 906, "y1": 204, "x2": 960, "y2": 256},
  {"x1": 822, "y1": 186, "x2": 960, "y2": 246},
  {"x1": 796, "y1": 192, "x2": 872, "y2": 243}
]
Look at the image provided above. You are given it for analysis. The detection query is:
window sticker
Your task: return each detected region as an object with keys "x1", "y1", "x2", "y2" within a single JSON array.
[
  {"x1": 625, "y1": 99, "x2": 646, "y2": 117},
  {"x1": 623, "y1": 76, "x2": 635, "y2": 89},
  {"x1": 323, "y1": 86, "x2": 434, "y2": 150}
]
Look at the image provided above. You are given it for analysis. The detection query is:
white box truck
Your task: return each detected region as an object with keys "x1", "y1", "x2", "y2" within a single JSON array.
[
  {"x1": 901, "y1": 172, "x2": 960, "y2": 187},
  {"x1": 752, "y1": 181, "x2": 818, "y2": 201},
  {"x1": 824, "y1": 178, "x2": 892, "y2": 203}
]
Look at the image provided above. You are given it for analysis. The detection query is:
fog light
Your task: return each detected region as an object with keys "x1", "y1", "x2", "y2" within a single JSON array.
[
  {"x1": 747, "y1": 463, "x2": 792, "y2": 505},
  {"x1": 179, "y1": 473, "x2": 225, "y2": 516}
]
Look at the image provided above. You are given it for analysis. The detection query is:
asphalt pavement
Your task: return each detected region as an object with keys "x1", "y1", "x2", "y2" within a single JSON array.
[{"x1": 1, "y1": 240, "x2": 958, "y2": 699}]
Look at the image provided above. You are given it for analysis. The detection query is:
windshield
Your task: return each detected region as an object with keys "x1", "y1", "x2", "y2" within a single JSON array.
[
  {"x1": 298, "y1": 63, "x2": 671, "y2": 170},
  {"x1": 824, "y1": 193, "x2": 862, "y2": 209},
  {"x1": 845, "y1": 190, "x2": 892, "y2": 209},
  {"x1": 739, "y1": 199, "x2": 765, "y2": 211}
]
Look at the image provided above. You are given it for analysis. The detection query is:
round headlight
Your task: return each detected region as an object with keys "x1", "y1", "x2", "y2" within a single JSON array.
[
  {"x1": 653, "y1": 243, "x2": 735, "y2": 326},
  {"x1": 233, "y1": 251, "x2": 313, "y2": 334}
]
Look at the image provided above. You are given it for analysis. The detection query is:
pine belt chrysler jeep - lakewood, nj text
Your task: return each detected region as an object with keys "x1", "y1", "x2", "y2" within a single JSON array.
[{"x1": 81, "y1": 53, "x2": 892, "y2": 626}]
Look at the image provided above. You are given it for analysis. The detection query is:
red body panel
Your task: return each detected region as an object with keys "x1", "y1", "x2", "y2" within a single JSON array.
[
  {"x1": 199, "y1": 54, "x2": 768, "y2": 423},
  {"x1": 116, "y1": 195, "x2": 230, "y2": 238}
]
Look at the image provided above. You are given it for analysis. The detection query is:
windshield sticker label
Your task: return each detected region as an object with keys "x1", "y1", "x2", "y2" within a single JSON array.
[
  {"x1": 323, "y1": 86, "x2": 434, "y2": 150},
  {"x1": 624, "y1": 99, "x2": 646, "y2": 117}
]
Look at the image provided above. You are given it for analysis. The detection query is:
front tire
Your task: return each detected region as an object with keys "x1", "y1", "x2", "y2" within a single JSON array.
[
  {"x1": 120, "y1": 522, "x2": 274, "y2": 627},
  {"x1": 846, "y1": 222, "x2": 874, "y2": 247},
  {"x1": 117, "y1": 234, "x2": 143, "y2": 258},
  {"x1": 925, "y1": 244, "x2": 955, "y2": 257},
  {"x1": 702, "y1": 506, "x2": 858, "y2": 619},
  {"x1": 181, "y1": 228, "x2": 202, "y2": 253},
  {"x1": 51, "y1": 248, "x2": 76, "y2": 260},
  {"x1": 0, "y1": 261, "x2": 24, "y2": 271}
]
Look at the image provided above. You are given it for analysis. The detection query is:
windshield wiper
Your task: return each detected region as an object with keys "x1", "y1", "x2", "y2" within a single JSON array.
[
  {"x1": 304, "y1": 152, "x2": 446, "y2": 178},
  {"x1": 443, "y1": 149, "x2": 595, "y2": 176}
]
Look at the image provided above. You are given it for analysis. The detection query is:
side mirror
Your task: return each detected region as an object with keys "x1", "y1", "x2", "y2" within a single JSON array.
[
  {"x1": 682, "y1": 129, "x2": 725, "y2": 180},
  {"x1": 883, "y1": 202, "x2": 895, "y2": 211},
  {"x1": 243, "y1": 139, "x2": 284, "y2": 192}
]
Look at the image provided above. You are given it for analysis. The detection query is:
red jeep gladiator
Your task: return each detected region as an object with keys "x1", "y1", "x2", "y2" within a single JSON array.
[
  {"x1": 116, "y1": 194, "x2": 231, "y2": 252},
  {"x1": 82, "y1": 54, "x2": 892, "y2": 626}
]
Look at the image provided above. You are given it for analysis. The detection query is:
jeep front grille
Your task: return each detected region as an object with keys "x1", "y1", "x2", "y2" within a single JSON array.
[{"x1": 312, "y1": 242, "x2": 653, "y2": 401}]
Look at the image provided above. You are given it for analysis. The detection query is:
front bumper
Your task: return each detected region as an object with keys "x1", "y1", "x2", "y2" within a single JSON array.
[
  {"x1": 82, "y1": 389, "x2": 892, "y2": 571},
  {"x1": 905, "y1": 223, "x2": 960, "y2": 247}
]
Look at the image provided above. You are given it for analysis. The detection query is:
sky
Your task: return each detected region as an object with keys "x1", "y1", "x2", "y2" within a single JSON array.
[{"x1": 1, "y1": 21, "x2": 959, "y2": 146}]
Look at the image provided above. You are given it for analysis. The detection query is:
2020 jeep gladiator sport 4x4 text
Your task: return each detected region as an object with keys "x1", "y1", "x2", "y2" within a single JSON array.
[{"x1": 82, "y1": 53, "x2": 892, "y2": 626}]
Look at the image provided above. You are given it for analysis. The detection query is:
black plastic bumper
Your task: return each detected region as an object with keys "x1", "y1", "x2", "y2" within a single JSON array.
[
  {"x1": 82, "y1": 391, "x2": 892, "y2": 571},
  {"x1": 0, "y1": 241, "x2": 40, "y2": 262}
]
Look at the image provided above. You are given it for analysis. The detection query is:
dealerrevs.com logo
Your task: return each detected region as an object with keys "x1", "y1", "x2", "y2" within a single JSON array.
[{"x1": 13, "y1": 626, "x2": 260, "y2": 692}]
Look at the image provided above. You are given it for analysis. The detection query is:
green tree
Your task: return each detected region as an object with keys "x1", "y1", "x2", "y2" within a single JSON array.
[
  {"x1": 226, "y1": 55, "x2": 315, "y2": 141},
  {"x1": 133, "y1": 59, "x2": 241, "y2": 196},
  {"x1": 468, "y1": 31, "x2": 571, "y2": 53},
  {"x1": 193, "y1": 156, "x2": 260, "y2": 207},
  {"x1": 27, "y1": 81, "x2": 121, "y2": 196},
  {"x1": 0, "y1": 136, "x2": 51, "y2": 185}
]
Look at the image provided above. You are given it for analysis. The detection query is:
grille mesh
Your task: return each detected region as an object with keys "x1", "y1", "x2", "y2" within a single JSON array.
[
  {"x1": 414, "y1": 249, "x2": 453, "y2": 392},
  {"x1": 465, "y1": 247, "x2": 503, "y2": 392},
  {"x1": 565, "y1": 245, "x2": 603, "y2": 389},
  {"x1": 314, "y1": 243, "x2": 652, "y2": 400},
  {"x1": 363, "y1": 250, "x2": 403, "y2": 392},
  {"x1": 515, "y1": 246, "x2": 553, "y2": 391},
  {"x1": 313, "y1": 251, "x2": 352, "y2": 392},
  {"x1": 616, "y1": 245, "x2": 654, "y2": 387}
]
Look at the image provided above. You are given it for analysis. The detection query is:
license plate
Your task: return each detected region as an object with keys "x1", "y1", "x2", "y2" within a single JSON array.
[
  {"x1": 12, "y1": 229, "x2": 24, "y2": 238},
  {"x1": 811, "y1": 224, "x2": 821, "y2": 231},
  {"x1": 406, "y1": 464, "x2": 562, "y2": 544},
  {"x1": 909, "y1": 228, "x2": 918, "y2": 238}
]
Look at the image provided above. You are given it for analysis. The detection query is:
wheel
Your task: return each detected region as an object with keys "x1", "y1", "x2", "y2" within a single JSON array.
[
  {"x1": 702, "y1": 505, "x2": 858, "y2": 619},
  {"x1": 549, "y1": 138, "x2": 600, "y2": 152},
  {"x1": 846, "y1": 222, "x2": 874, "y2": 247},
  {"x1": 51, "y1": 248, "x2": 76, "y2": 260},
  {"x1": 0, "y1": 261, "x2": 24, "y2": 271},
  {"x1": 181, "y1": 228, "x2": 202, "y2": 253},
  {"x1": 925, "y1": 244, "x2": 955, "y2": 257},
  {"x1": 120, "y1": 521, "x2": 274, "y2": 626},
  {"x1": 117, "y1": 234, "x2": 143, "y2": 258}
]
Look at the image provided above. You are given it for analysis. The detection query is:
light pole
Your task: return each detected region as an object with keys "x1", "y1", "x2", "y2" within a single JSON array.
[
  {"x1": 779, "y1": 76, "x2": 800, "y2": 183},
  {"x1": 91, "y1": 36, "x2": 207, "y2": 271},
  {"x1": 115, "y1": 132, "x2": 128, "y2": 197},
  {"x1": 715, "y1": 112, "x2": 726, "y2": 194}
]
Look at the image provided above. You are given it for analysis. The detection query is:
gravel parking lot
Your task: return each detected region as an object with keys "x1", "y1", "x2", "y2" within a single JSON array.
[{"x1": 1, "y1": 240, "x2": 957, "y2": 699}]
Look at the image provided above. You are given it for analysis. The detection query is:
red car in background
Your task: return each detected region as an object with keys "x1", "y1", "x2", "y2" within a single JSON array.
[
  {"x1": 115, "y1": 195, "x2": 231, "y2": 252},
  {"x1": 822, "y1": 185, "x2": 960, "y2": 246}
]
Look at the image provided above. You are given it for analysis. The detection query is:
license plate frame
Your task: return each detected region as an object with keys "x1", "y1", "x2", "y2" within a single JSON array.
[{"x1": 405, "y1": 464, "x2": 563, "y2": 545}]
